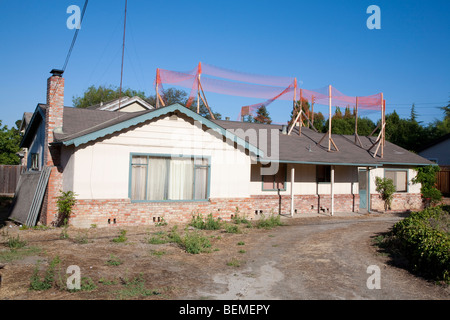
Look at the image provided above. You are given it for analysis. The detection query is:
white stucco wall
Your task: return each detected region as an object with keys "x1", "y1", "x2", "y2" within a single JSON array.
[
  {"x1": 368, "y1": 167, "x2": 421, "y2": 194},
  {"x1": 70, "y1": 114, "x2": 251, "y2": 199},
  {"x1": 249, "y1": 163, "x2": 359, "y2": 196}
]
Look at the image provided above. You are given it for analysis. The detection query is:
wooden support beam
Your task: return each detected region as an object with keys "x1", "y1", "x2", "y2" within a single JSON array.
[{"x1": 198, "y1": 78, "x2": 215, "y2": 120}]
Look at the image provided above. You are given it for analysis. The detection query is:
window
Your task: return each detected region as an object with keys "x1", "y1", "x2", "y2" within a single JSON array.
[
  {"x1": 316, "y1": 165, "x2": 331, "y2": 183},
  {"x1": 130, "y1": 154, "x2": 209, "y2": 201},
  {"x1": 31, "y1": 153, "x2": 39, "y2": 171},
  {"x1": 385, "y1": 170, "x2": 407, "y2": 192},
  {"x1": 262, "y1": 163, "x2": 286, "y2": 191}
]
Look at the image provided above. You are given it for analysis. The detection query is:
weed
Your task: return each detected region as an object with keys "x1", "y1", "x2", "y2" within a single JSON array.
[
  {"x1": 226, "y1": 258, "x2": 242, "y2": 267},
  {"x1": 150, "y1": 250, "x2": 166, "y2": 257},
  {"x1": 29, "y1": 256, "x2": 61, "y2": 291},
  {"x1": 224, "y1": 223, "x2": 241, "y2": 234},
  {"x1": 183, "y1": 231, "x2": 212, "y2": 254},
  {"x1": 106, "y1": 254, "x2": 122, "y2": 266},
  {"x1": 116, "y1": 273, "x2": 161, "y2": 299},
  {"x1": 73, "y1": 231, "x2": 89, "y2": 244},
  {"x1": 6, "y1": 234, "x2": 27, "y2": 250},
  {"x1": 237, "y1": 241, "x2": 245, "y2": 246},
  {"x1": 99, "y1": 277, "x2": 118, "y2": 285},
  {"x1": 190, "y1": 213, "x2": 221, "y2": 230},
  {"x1": 0, "y1": 246, "x2": 41, "y2": 263},
  {"x1": 256, "y1": 214, "x2": 283, "y2": 229},
  {"x1": 112, "y1": 229, "x2": 128, "y2": 243},
  {"x1": 238, "y1": 249, "x2": 246, "y2": 254}
]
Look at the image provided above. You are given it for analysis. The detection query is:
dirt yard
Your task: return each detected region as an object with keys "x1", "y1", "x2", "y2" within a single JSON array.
[{"x1": 0, "y1": 212, "x2": 449, "y2": 300}]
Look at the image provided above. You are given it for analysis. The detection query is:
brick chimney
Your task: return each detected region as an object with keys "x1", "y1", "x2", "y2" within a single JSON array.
[
  {"x1": 44, "y1": 69, "x2": 64, "y2": 166},
  {"x1": 42, "y1": 69, "x2": 65, "y2": 226}
]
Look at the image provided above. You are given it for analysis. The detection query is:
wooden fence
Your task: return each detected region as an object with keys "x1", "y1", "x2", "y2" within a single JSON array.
[
  {"x1": 0, "y1": 165, "x2": 26, "y2": 196},
  {"x1": 437, "y1": 167, "x2": 450, "y2": 197}
]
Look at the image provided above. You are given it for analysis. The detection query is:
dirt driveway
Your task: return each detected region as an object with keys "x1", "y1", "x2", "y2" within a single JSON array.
[{"x1": 0, "y1": 213, "x2": 448, "y2": 300}]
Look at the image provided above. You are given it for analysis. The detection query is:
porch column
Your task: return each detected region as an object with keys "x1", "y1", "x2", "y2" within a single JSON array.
[
  {"x1": 331, "y1": 165, "x2": 335, "y2": 216},
  {"x1": 366, "y1": 167, "x2": 370, "y2": 213},
  {"x1": 290, "y1": 165, "x2": 295, "y2": 217}
]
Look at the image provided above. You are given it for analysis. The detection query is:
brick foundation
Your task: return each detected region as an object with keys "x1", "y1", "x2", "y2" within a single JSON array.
[
  {"x1": 370, "y1": 192, "x2": 423, "y2": 212},
  {"x1": 69, "y1": 194, "x2": 362, "y2": 228}
]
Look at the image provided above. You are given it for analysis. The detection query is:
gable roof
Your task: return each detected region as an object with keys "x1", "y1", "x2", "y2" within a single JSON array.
[
  {"x1": 417, "y1": 133, "x2": 450, "y2": 153},
  {"x1": 86, "y1": 96, "x2": 153, "y2": 111},
  {"x1": 52, "y1": 104, "x2": 263, "y2": 157}
]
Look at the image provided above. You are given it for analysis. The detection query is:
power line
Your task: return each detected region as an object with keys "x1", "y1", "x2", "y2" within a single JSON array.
[{"x1": 63, "y1": 0, "x2": 89, "y2": 72}]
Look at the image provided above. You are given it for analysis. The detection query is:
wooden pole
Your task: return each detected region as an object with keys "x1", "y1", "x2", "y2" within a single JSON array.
[
  {"x1": 381, "y1": 93, "x2": 384, "y2": 158},
  {"x1": 311, "y1": 95, "x2": 315, "y2": 127},
  {"x1": 299, "y1": 88, "x2": 303, "y2": 136},
  {"x1": 328, "y1": 85, "x2": 332, "y2": 151}
]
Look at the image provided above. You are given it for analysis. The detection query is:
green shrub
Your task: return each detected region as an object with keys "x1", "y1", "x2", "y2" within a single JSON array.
[
  {"x1": 391, "y1": 206, "x2": 450, "y2": 283},
  {"x1": 190, "y1": 213, "x2": 222, "y2": 230},
  {"x1": 412, "y1": 165, "x2": 442, "y2": 207},
  {"x1": 6, "y1": 234, "x2": 27, "y2": 250},
  {"x1": 256, "y1": 214, "x2": 283, "y2": 229},
  {"x1": 375, "y1": 177, "x2": 396, "y2": 211},
  {"x1": 29, "y1": 256, "x2": 61, "y2": 291},
  {"x1": 183, "y1": 231, "x2": 212, "y2": 254},
  {"x1": 56, "y1": 190, "x2": 77, "y2": 227},
  {"x1": 112, "y1": 229, "x2": 128, "y2": 243},
  {"x1": 224, "y1": 223, "x2": 240, "y2": 234}
]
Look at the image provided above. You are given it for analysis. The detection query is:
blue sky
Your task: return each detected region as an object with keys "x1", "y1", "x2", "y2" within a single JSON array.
[{"x1": 0, "y1": 0, "x2": 449, "y2": 128}]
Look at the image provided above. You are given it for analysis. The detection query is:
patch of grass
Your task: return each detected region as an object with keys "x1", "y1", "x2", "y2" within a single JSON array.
[
  {"x1": 189, "y1": 213, "x2": 222, "y2": 230},
  {"x1": 99, "y1": 277, "x2": 118, "y2": 285},
  {"x1": 237, "y1": 241, "x2": 245, "y2": 246},
  {"x1": 238, "y1": 249, "x2": 246, "y2": 254},
  {"x1": 256, "y1": 214, "x2": 283, "y2": 229},
  {"x1": 115, "y1": 273, "x2": 161, "y2": 299},
  {"x1": 150, "y1": 250, "x2": 166, "y2": 257},
  {"x1": 0, "y1": 246, "x2": 41, "y2": 263},
  {"x1": 226, "y1": 258, "x2": 242, "y2": 267},
  {"x1": 112, "y1": 229, "x2": 128, "y2": 243},
  {"x1": 29, "y1": 256, "x2": 61, "y2": 291},
  {"x1": 5, "y1": 234, "x2": 27, "y2": 250},
  {"x1": 183, "y1": 230, "x2": 212, "y2": 254},
  {"x1": 224, "y1": 223, "x2": 241, "y2": 234},
  {"x1": 147, "y1": 231, "x2": 168, "y2": 244},
  {"x1": 73, "y1": 231, "x2": 89, "y2": 244},
  {"x1": 106, "y1": 254, "x2": 122, "y2": 266}
]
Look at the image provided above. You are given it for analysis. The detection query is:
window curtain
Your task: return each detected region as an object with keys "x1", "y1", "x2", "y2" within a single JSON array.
[
  {"x1": 168, "y1": 158, "x2": 194, "y2": 200},
  {"x1": 147, "y1": 157, "x2": 168, "y2": 200},
  {"x1": 194, "y1": 158, "x2": 208, "y2": 200},
  {"x1": 131, "y1": 156, "x2": 147, "y2": 200}
]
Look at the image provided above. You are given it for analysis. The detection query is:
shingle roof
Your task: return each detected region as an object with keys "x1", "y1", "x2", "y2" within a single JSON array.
[
  {"x1": 22, "y1": 103, "x2": 433, "y2": 166},
  {"x1": 212, "y1": 119, "x2": 433, "y2": 166}
]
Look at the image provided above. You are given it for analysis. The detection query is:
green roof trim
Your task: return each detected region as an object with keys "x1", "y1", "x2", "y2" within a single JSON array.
[{"x1": 61, "y1": 104, "x2": 264, "y2": 157}]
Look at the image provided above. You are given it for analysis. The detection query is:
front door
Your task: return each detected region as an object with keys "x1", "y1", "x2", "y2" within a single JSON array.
[{"x1": 358, "y1": 169, "x2": 367, "y2": 210}]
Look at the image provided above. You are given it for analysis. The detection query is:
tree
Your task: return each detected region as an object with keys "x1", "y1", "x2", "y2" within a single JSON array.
[
  {"x1": 72, "y1": 85, "x2": 146, "y2": 108},
  {"x1": 0, "y1": 120, "x2": 22, "y2": 165},
  {"x1": 253, "y1": 105, "x2": 272, "y2": 124}
]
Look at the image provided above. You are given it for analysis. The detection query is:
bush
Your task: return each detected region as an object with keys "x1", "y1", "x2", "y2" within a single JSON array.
[
  {"x1": 256, "y1": 214, "x2": 283, "y2": 229},
  {"x1": 189, "y1": 213, "x2": 222, "y2": 230},
  {"x1": 56, "y1": 190, "x2": 77, "y2": 227},
  {"x1": 391, "y1": 206, "x2": 450, "y2": 283},
  {"x1": 375, "y1": 177, "x2": 396, "y2": 211},
  {"x1": 412, "y1": 165, "x2": 442, "y2": 207}
]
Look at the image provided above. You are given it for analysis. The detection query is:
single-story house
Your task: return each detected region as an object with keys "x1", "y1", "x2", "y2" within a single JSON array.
[
  {"x1": 19, "y1": 69, "x2": 433, "y2": 228},
  {"x1": 418, "y1": 133, "x2": 450, "y2": 166}
]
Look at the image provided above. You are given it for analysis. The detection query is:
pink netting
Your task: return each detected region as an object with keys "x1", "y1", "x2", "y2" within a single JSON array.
[{"x1": 155, "y1": 63, "x2": 383, "y2": 116}]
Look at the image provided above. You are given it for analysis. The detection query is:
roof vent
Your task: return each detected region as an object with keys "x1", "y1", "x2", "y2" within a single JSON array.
[{"x1": 281, "y1": 125, "x2": 287, "y2": 135}]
